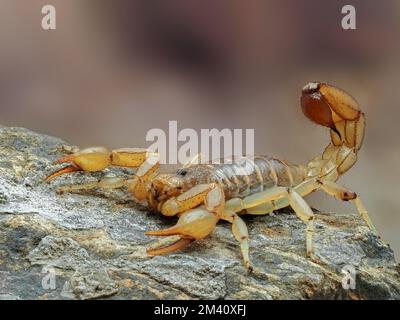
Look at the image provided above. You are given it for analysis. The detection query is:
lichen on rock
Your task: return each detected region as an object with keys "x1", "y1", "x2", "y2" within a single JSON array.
[{"x1": 0, "y1": 125, "x2": 399, "y2": 300}]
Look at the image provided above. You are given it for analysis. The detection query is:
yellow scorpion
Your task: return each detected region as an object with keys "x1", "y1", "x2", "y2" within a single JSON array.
[{"x1": 45, "y1": 82, "x2": 378, "y2": 272}]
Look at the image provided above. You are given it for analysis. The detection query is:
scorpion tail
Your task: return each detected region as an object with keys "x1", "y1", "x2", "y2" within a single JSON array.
[{"x1": 301, "y1": 82, "x2": 365, "y2": 179}]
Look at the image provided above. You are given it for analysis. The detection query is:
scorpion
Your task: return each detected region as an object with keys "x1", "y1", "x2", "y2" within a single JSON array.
[{"x1": 45, "y1": 82, "x2": 378, "y2": 272}]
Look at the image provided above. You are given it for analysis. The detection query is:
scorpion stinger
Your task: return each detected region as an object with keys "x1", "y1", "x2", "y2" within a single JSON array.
[{"x1": 45, "y1": 82, "x2": 380, "y2": 271}]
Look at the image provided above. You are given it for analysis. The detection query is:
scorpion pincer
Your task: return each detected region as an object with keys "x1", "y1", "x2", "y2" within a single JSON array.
[{"x1": 45, "y1": 82, "x2": 378, "y2": 272}]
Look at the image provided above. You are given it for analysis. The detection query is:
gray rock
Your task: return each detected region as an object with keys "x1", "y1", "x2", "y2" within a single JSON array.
[{"x1": 0, "y1": 125, "x2": 399, "y2": 300}]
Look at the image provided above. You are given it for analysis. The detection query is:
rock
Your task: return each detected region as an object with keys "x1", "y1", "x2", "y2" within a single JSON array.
[{"x1": 0, "y1": 125, "x2": 399, "y2": 300}]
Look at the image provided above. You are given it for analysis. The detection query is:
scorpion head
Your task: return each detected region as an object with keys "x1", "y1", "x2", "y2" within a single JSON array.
[{"x1": 147, "y1": 165, "x2": 211, "y2": 211}]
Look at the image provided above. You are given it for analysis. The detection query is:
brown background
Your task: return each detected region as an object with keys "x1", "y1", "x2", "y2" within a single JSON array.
[{"x1": 0, "y1": 1, "x2": 399, "y2": 258}]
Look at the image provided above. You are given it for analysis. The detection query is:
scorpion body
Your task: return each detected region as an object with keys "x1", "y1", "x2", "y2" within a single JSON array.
[
  {"x1": 45, "y1": 82, "x2": 378, "y2": 272},
  {"x1": 192, "y1": 156, "x2": 306, "y2": 198}
]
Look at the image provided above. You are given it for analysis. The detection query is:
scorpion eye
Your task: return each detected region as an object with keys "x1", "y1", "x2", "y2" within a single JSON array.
[{"x1": 177, "y1": 169, "x2": 187, "y2": 176}]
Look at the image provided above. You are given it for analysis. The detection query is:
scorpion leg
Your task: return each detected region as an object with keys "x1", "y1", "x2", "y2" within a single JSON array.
[
  {"x1": 241, "y1": 187, "x2": 288, "y2": 209},
  {"x1": 160, "y1": 183, "x2": 224, "y2": 216},
  {"x1": 126, "y1": 154, "x2": 159, "y2": 201},
  {"x1": 224, "y1": 187, "x2": 289, "y2": 215},
  {"x1": 239, "y1": 178, "x2": 320, "y2": 214},
  {"x1": 286, "y1": 190, "x2": 318, "y2": 262},
  {"x1": 228, "y1": 185, "x2": 319, "y2": 261},
  {"x1": 317, "y1": 179, "x2": 379, "y2": 237},
  {"x1": 146, "y1": 184, "x2": 225, "y2": 255},
  {"x1": 221, "y1": 210, "x2": 253, "y2": 272},
  {"x1": 56, "y1": 177, "x2": 127, "y2": 194}
]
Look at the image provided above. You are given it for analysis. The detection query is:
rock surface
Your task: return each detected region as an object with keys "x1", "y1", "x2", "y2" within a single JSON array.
[{"x1": 0, "y1": 125, "x2": 399, "y2": 300}]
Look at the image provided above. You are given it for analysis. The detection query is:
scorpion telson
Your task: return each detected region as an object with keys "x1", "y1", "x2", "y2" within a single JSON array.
[{"x1": 45, "y1": 82, "x2": 378, "y2": 272}]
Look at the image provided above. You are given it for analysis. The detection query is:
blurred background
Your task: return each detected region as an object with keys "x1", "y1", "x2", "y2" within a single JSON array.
[{"x1": 0, "y1": 0, "x2": 399, "y2": 258}]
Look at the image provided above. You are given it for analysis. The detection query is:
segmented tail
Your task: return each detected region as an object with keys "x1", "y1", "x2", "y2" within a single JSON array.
[{"x1": 301, "y1": 82, "x2": 365, "y2": 181}]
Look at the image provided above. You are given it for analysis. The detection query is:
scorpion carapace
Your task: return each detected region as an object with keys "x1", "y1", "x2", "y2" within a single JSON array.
[{"x1": 45, "y1": 82, "x2": 376, "y2": 272}]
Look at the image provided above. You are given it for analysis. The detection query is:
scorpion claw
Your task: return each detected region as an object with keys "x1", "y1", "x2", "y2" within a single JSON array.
[
  {"x1": 145, "y1": 225, "x2": 187, "y2": 237},
  {"x1": 54, "y1": 155, "x2": 75, "y2": 164},
  {"x1": 146, "y1": 237, "x2": 194, "y2": 256},
  {"x1": 45, "y1": 147, "x2": 112, "y2": 182},
  {"x1": 145, "y1": 207, "x2": 219, "y2": 256},
  {"x1": 45, "y1": 165, "x2": 79, "y2": 182}
]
